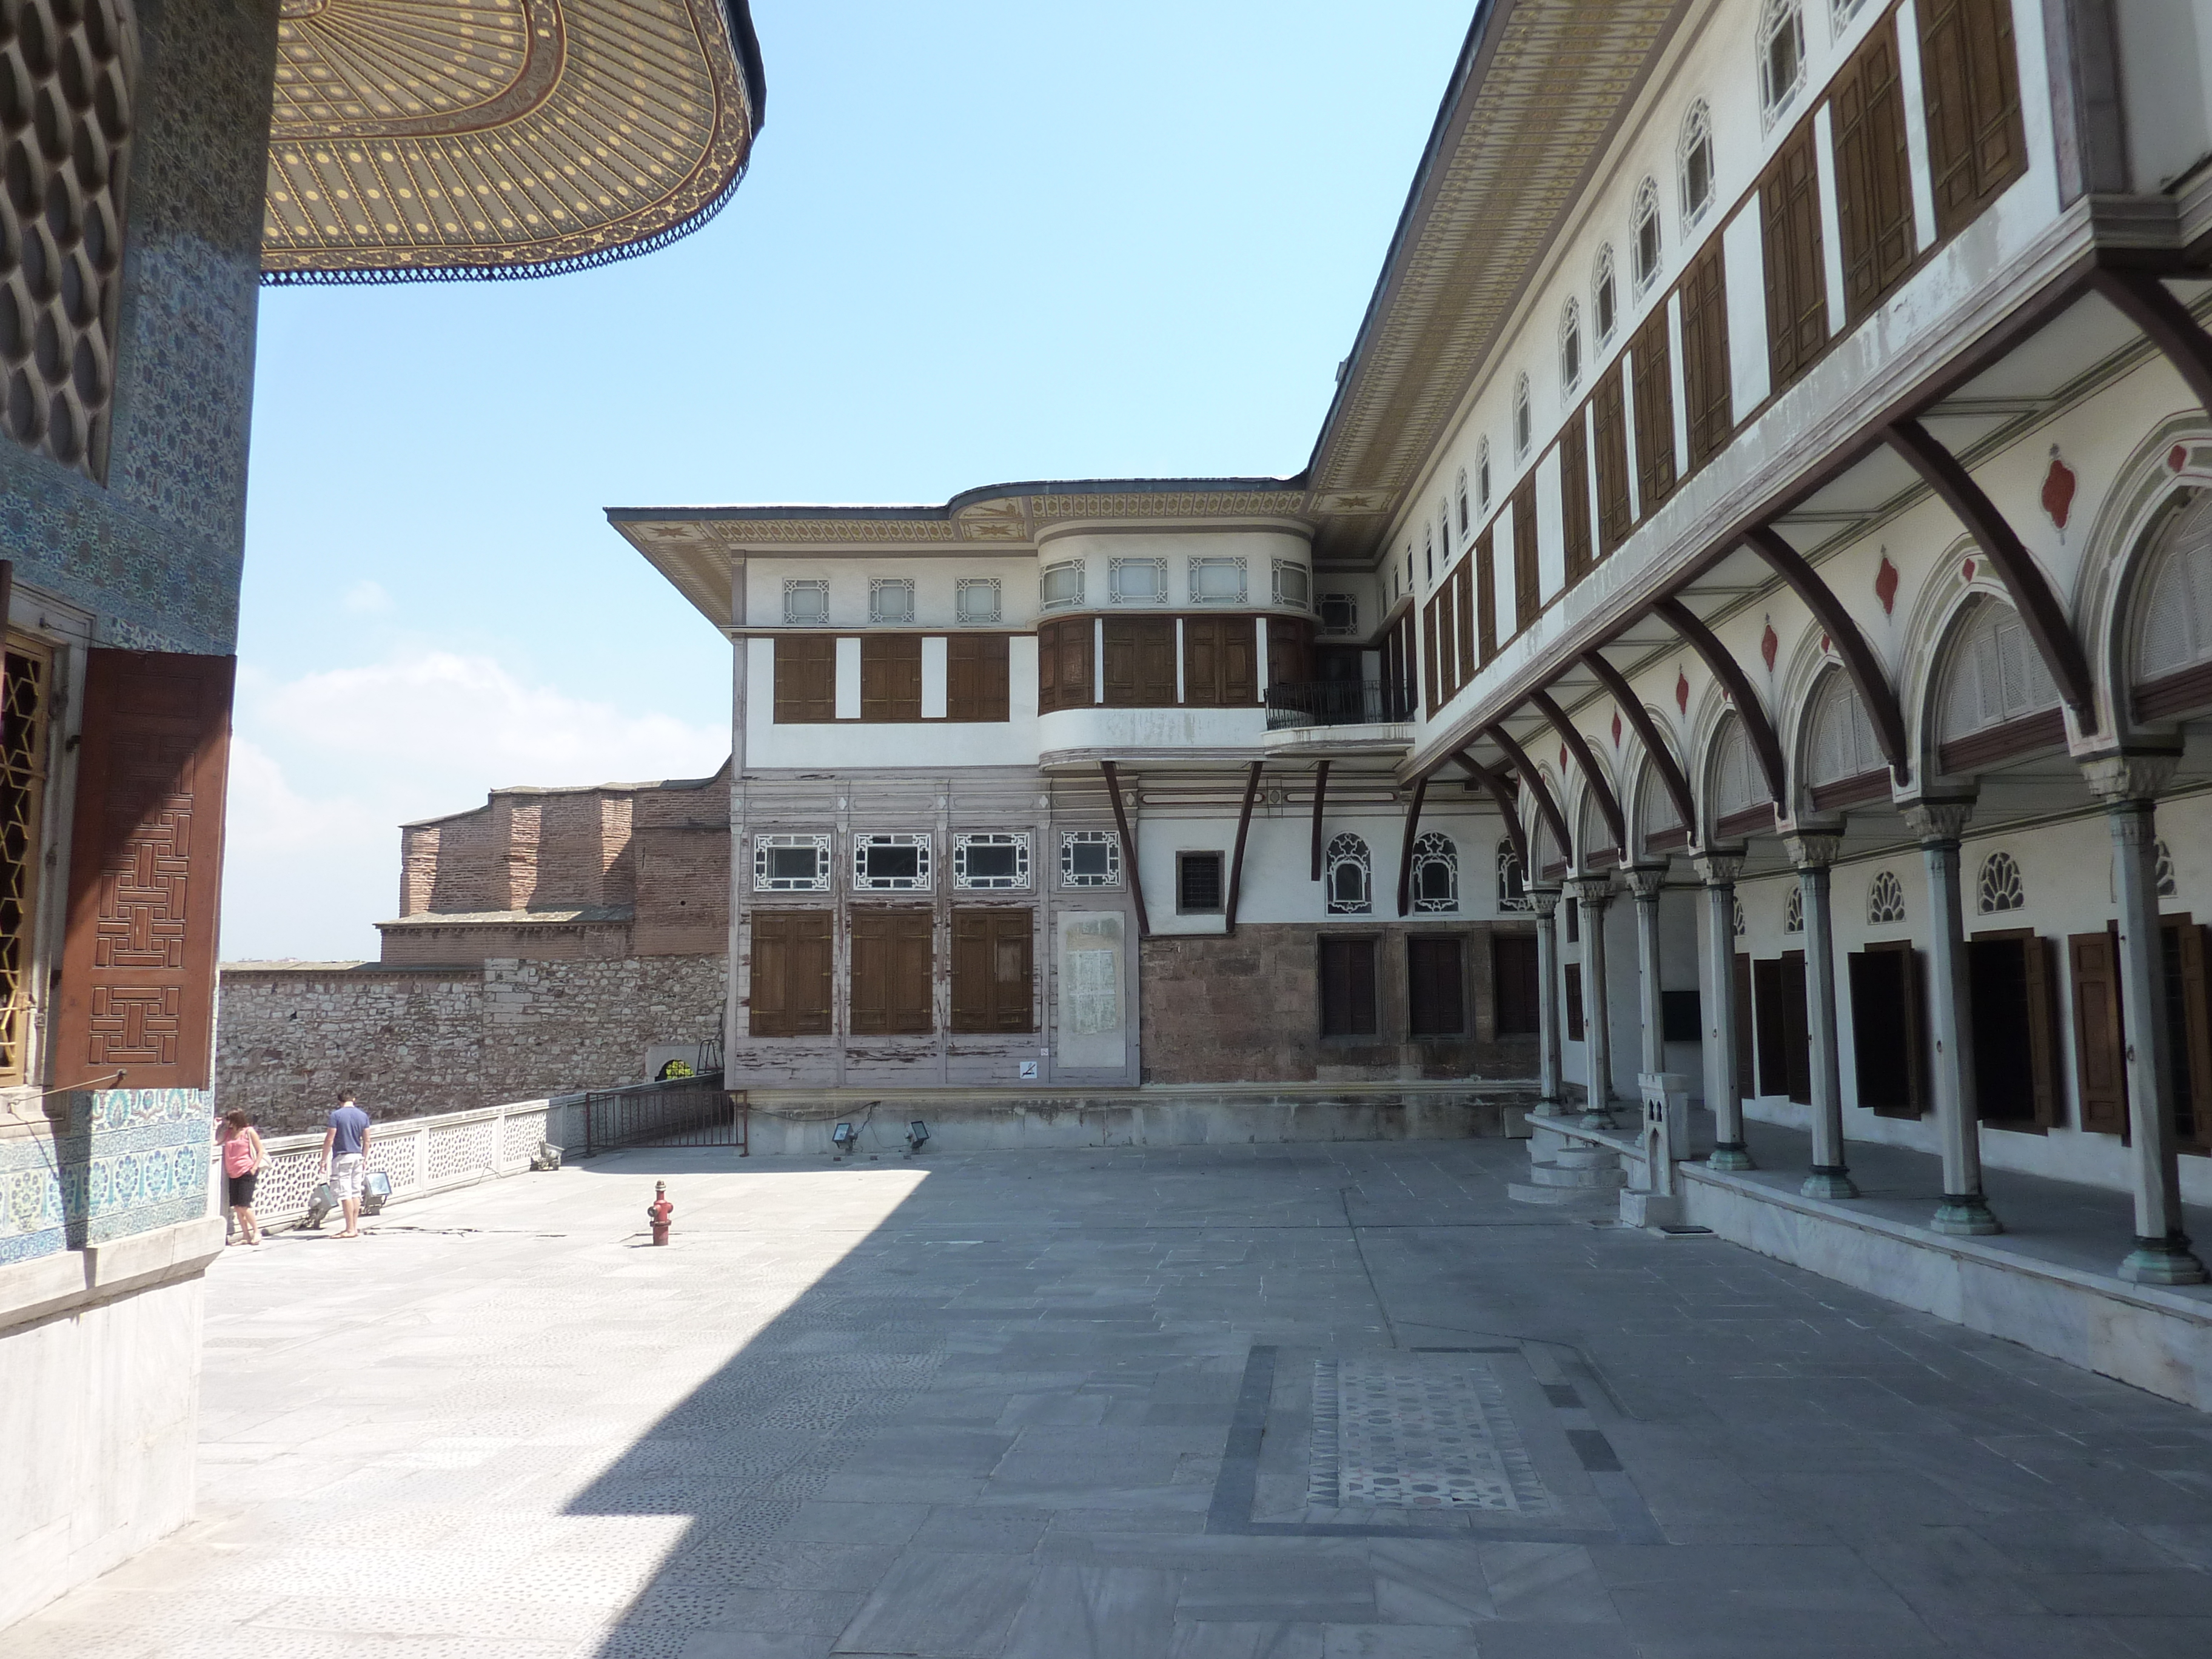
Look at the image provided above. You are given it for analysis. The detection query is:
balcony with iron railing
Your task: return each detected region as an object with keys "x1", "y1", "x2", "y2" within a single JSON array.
[{"x1": 1263, "y1": 679, "x2": 1415, "y2": 731}]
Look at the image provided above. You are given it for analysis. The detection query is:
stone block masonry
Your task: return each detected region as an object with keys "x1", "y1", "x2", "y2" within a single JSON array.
[{"x1": 216, "y1": 956, "x2": 726, "y2": 1133}]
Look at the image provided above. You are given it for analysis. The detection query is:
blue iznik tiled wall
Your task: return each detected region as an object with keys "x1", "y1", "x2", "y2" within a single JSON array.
[
  {"x1": 0, "y1": 0, "x2": 278, "y2": 655},
  {"x1": 0, "y1": 1090, "x2": 212, "y2": 1266}
]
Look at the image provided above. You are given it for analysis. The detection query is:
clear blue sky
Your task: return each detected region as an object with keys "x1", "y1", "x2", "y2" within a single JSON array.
[{"x1": 224, "y1": 1, "x2": 1474, "y2": 960}]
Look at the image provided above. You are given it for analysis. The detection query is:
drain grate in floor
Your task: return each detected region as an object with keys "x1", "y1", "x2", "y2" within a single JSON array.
[{"x1": 1309, "y1": 1354, "x2": 1556, "y2": 1512}]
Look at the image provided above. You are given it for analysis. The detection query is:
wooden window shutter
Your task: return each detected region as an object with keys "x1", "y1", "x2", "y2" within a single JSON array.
[
  {"x1": 1594, "y1": 368, "x2": 1632, "y2": 555},
  {"x1": 2022, "y1": 931, "x2": 2062, "y2": 1131},
  {"x1": 52, "y1": 650, "x2": 232, "y2": 1090},
  {"x1": 1267, "y1": 618, "x2": 1312, "y2": 689},
  {"x1": 1182, "y1": 617, "x2": 1248, "y2": 708},
  {"x1": 860, "y1": 635, "x2": 922, "y2": 722},
  {"x1": 1629, "y1": 306, "x2": 1677, "y2": 511},
  {"x1": 1492, "y1": 933, "x2": 1538, "y2": 1035},
  {"x1": 953, "y1": 908, "x2": 1034, "y2": 1033},
  {"x1": 1222, "y1": 618, "x2": 1256, "y2": 706},
  {"x1": 1848, "y1": 941, "x2": 1925, "y2": 1118},
  {"x1": 1407, "y1": 936, "x2": 1465, "y2": 1036},
  {"x1": 1834, "y1": 18, "x2": 1917, "y2": 324},
  {"x1": 2165, "y1": 918, "x2": 2212, "y2": 1153},
  {"x1": 1780, "y1": 950, "x2": 1812, "y2": 1104},
  {"x1": 1102, "y1": 618, "x2": 1138, "y2": 706},
  {"x1": 851, "y1": 907, "x2": 933, "y2": 1035},
  {"x1": 1421, "y1": 599, "x2": 1441, "y2": 716},
  {"x1": 1511, "y1": 477, "x2": 1540, "y2": 635},
  {"x1": 1732, "y1": 951, "x2": 1754, "y2": 1098},
  {"x1": 1560, "y1": 415, "x2": 1594, "y2": 585},
  {"x1": 1109, "y1": 618, "x2": 1177, "y2": 706},
  {"x1": 1564, "y1": 962, "x2": 1584, "y2": 1042},
  {"x1": 1063, "y1": 617, "x2": 1094, "y2": 708},
  {"x1": 1761, "y1": 121, "x2": 1829, "y2": 390},
  {"x1": 1454, "y1": 563, "x2": 1475, "y2": 686},
  {"x1": 1321, "y1": 937, "x2": 1378, "y2": 1037},
  {"x1": 1918, "y1": 0, "x2": 2025, "y2": 241},
  {"x1": 2067, "y1": 929, "x2": 2127, "y2": 1134},
  {"x1": 1679, "y1": 242, "x2": 1732, "y2": 474},
  {"x1": 773, "y1": 635, "x2": 837, "y2": 723},
  {"x1": 946, "y1": 634, "x2": 1010, "y2": 722},
  {"x1": 1475, "y1": 529, "x2": 1498, "y2": 663},
  {"x1": 1753, "y1": 957, "x2": 1788, "y2": 1096},
  {"x1": 749, "y1": 909, "x2": 833, "y2": 1037},
  {"x1": 1036, "y1": 620, "x2": 1058, "y2": 714}
]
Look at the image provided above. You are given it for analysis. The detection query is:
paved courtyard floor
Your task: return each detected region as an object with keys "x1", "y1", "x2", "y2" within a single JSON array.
[{"x1": 13, "y1": 1138, "x2": 2212, "y2": 1658}]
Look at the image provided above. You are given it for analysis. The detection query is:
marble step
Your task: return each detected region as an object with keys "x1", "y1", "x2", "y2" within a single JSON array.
[
  {"x1": 1507, "y1": 1178, "x2": 1620, "y2": 1205},
  {"x1": 1524, "y1": 1159, "x2": 1627, "y2": 1190},
  {"x1": 1546, "y1": 1145, "x2": 1620, "y2": 1170}
]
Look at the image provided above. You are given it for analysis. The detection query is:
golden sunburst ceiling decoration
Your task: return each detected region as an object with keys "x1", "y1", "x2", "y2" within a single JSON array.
[{"x1": 262, "y1": 0, "x2": 763, "y2": 282}]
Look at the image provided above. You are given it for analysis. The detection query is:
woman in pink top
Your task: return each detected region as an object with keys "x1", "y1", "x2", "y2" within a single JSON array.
[{"x1": 220, "y1": 1110, "x2": 266, "y2": 1245}]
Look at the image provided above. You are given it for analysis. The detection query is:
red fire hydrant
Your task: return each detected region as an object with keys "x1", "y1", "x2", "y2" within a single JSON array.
[{"x1": 648, "y1": 1181, "x2": 674, "y2": 1245}]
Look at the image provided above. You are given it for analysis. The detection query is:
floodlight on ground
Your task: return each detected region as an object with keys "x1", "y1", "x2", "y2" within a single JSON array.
[
  {"x1": 907, "y1": 1121, "x2": 930, "y2": 1150},
  {"x1": 831, "y1": 1122, "x2": 857, "y2": 1151}
]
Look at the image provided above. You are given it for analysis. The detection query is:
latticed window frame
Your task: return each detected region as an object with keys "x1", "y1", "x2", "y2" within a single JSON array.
[
  {"x1": 1678, "y1": 100, "x2": 1716, "y2": 230},
  {"x1": 1978, "y1": 850, "x2": 2025, "y2": 914},
  {"x1": 1410, "y1": 832, "x2": 1459, "y2": 914},
  {"x1": 1108, "y1": 557, "x2": 1168, "y2": 606},
  {"x1": 2157, "y1": 839, "x2": 2179, "y2": 899},
  {"x1": 1060, "y1": 828, "x2": 1121, "y2": 888},
  {"x1": 1272, "y1": 558, "x2": 1311, "y2": 611},
  {"x1": 952, "y1": 832, "x2": 1030, "y2": 891},
  {"x1": 868, "y1": 578, "x2": 916, "y2": 625},
  {"x1": 1760, "y1": 0, "x2": 1808, "y2": 126},
  {"x1": 1188, "y1": 555, "x2": 1247, "y2": 606},
  {"x1": 853, "y1": 832, "x2": 932, "y2": 893},
  {"x1": 955, "y1": 577, "x2": 1002, "y2": 625},
  {"x1": 1866, "y1": 869, "x2": 1906, "y2": 925},
  {"x1": 1784, "y1": 885, "x2": 1804, "y2": 933},
  {"x1": 752, "y1": 833, "x2": 830, "y2": 893},
  {"x1": 782, "y1": 579, "x2": 830, "y2": 626},
  {"x1": 1325, "y1": 833, "x2": 1372, "y2": 916},
  {"x1": 0, "y1": 631, "x2": 55, "y2": 1087},
  {"x1": 1496, "y1": 839, "x2": 1530, "y2": 911}
]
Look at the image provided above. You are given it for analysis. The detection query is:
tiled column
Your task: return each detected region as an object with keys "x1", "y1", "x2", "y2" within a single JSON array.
[
  {"x1": 1528, "y1": 884, "x2": 1566, "y2": 1116},
  {"x1": 1786, "y1": 834, "x2": 1857, "y2": 1200},
  {"x1": 1903, "y1": 801, "x2": 2001, "y2": 1237},
  {"x1": 1571, "y1": 874, "x2": 1618, "y2": 1129},
  {"x1": 1693, "y1": 851, "x2": 1752, "y2": 1171},
  {"x1": 1626, "y1": 865, "x2": 1667, "y2": 1076},
  {"x1": 2083, "y1": 757, "x2": 2208, "y2": 1285}
]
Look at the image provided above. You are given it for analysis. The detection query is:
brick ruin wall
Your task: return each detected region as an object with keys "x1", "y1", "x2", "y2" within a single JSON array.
[{"x1": 216, "y1": 955, "x2": 728, "y2": 1133}]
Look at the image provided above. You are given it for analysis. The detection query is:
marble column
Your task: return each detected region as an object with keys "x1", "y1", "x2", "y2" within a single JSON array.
[
  {"x1": 1528, "y1": 885, "x2": 1566, "y2": 1116},
  {"x1": 1626, "y1": 865, "x2": 1667, "y2": 1076},
  {"x1": 1786, "y1": 833, "x2": 1857, "y2": 1199},
  {"x1": 1693, "y1": 851, "x2": 1752, "y2": 1171},
  {"x1": 1571, "y1": 874, "x2": 1618, "y2": 1129},
  {"x1": 2083, "y1": 757, "x2": 2208, "y2": 1285},
  {"x1": 1903, "y1": 801, "x2": 2001, "y2": 1236}
]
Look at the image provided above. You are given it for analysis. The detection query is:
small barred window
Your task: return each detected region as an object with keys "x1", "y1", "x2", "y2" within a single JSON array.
[
  {"x1": 1760, "y1": 0, "x2": 1806, "y2": 122},
  {"x1": 1679, "y1": 101, "x2": 1715, "y2": 227},
  {"x1": 1631, "y1": 178, "x2": 1663, "y2": 292},
  {"x1": 1496, "y1": 840, "x2": 1529, "y2": 912},
  {"x1": 1410, "y1": 832, "x2": 1458, "y2": 913},
  {"x1": 0, "y1": 634, "x2": 53, "y2": 1083},
  {"x1": 1593, "y1": 245, "x2": 1618, "y2": 342},
  {"x1": 1559, "y1": 298, "x2": 1582, "y2": 394},
  {"x1": 1326, "y1": 833, "x2": 1372, "y2": 915},
  {"x1": 1513, "y1": 374, "x2": 1532, "y2": 460},
  {"x1": 1476, "y1": 438, "x2": 1493, "y2": 509}
]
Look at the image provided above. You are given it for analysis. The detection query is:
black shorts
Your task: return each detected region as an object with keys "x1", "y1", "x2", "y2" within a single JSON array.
[{"x1": 226, "y1": 1171, "x2": 258, "y2": 1206}]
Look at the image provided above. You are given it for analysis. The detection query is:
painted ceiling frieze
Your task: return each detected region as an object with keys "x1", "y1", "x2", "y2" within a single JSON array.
[{"x1": 261, "y1": 0, "x2": 762, "y2": 281}]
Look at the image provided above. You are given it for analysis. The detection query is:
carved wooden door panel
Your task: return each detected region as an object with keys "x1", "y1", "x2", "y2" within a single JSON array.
[{"x1": 53, "y1": 649, "x2": 233, "y2": 1090}]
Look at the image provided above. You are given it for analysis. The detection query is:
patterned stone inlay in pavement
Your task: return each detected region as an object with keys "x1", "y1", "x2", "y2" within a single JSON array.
[{"x1": 1312, "y1": 1354, "x2": 1555, "y2": 1512}]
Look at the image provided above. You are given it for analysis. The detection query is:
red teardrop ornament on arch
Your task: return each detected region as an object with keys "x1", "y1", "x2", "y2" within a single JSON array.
[
  {"x1": 2042, "y1": 450, "x2": 2076, "y2": 530},
  {"x1": 1675, "y1": 669, "x2": 1690, "y2": 714},
  {"x1": 1874, "y1": 555, "x2": 1899, "y2": 616},
  {"x1": 1559, "y1": 745, "x2": 1569, "y2": 774},
  {"x1": 1611, "y1": 712, "x2": 1622, "y2": 748},
  {"x1": 1760, "y1": 622, "x2": 1778, "y2": 672}
]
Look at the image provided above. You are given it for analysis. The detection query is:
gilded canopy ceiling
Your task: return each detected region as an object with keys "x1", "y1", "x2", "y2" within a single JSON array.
[{"x1": 261, "y1": 0, "x2": 763, "y2": 282}]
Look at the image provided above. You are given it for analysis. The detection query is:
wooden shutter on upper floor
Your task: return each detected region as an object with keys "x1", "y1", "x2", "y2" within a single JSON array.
[
  {"x1": 52, "y1": 650, "x2": 232, "y2": 1090},
  {"x1": 1848, "y1": 940, "x2": 1925, "y2": 1118},
  {"x1": 1267, "y1": 618, "x2": 1312, "y2": 690},
  {"x1": 1320, "y1": 936, "x2": 1378, "y2": 1037},
  {"x1": 850, "y1": 906, "x2": 934, "y2": 1036},
  {"x1": 2068, "y1": 928, "x2": 2127, "y2": 1135},
  {"x1": 773, "y1": 635, "x2": 836, "y2": 723},
  {"x1": 1594, "y1": 367, "x2": 1632, "y2": 555},
  {"x1": 1104, "y1": 617, "x2": 1178, "y2": 707},
  {"x1": 951, "y1": 907, "x2": 1035, "y2": 1034},
  {"x1": 1184, "y1": 617, "x2": 1255, "y2": 707},
  {"x1": 1560, "y1": 415, "x2": 1594, "y2": 585},
  {"x1": 748, "y1": 909, "x2": 833, "y2": 1037},
  {"x1": 1761, "y1": 120, "x2": 1829, "y2": 392},
  {"x1": 1036, "y1": 620, "x2": 1061, "y2": 714},
  {"x1": 1629, "y1": 306, "x2": 1677, "y2": 512},
  {"x1": 1454, "y1": 561, "x2": 1475, "y2": 686},
  {"x1": 945, "y1": 634, "x2": 1010, "y2": 722},
  {"x1": 1918, "y1": 0, "x2": 2025, "y2": 241},
  {"x1": 1059, "y1": 618, "x2": 1096, "y2": 709},
  {"x1": 1833, "y1": 15, "x2": 1917, "y2": 324},
  {"x1": 860, "y1": 634, "x2": 922, "y2": 722},
  {"x1": 1678, "y1": 241, "x2": 1732, "y2": 474},
  {"x1": 1475, "y1": 529, "x2": 1498, "y2": 663},
  {"x1": 1421, "y1": 599, "x2": 1441, "y2": 716},
  {"x1": 1511, "y1": 476, "x2": 1540, "y2": 635}
]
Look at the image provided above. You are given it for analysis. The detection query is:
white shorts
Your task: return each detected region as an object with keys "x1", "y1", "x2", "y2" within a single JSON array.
[{"x1": 329, "y1": 1155, "x2": 366, "y2": 1200}]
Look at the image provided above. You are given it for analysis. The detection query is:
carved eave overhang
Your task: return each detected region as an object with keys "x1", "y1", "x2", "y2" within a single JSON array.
[
  {"x1": 1304, "y1": 0, "x2": 1687, "y2": 566},
  {"x1": 261, "y1": 0, "x2": 765, "y2": 284},
  {"x1": 609, "y1": 476, "x2": 1316, "y2": 629}
]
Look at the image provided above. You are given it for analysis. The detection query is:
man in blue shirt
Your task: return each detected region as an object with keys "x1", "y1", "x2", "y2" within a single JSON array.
[{"x1": 320, "y1": 1093, "x2": 374, "y2": 1238}]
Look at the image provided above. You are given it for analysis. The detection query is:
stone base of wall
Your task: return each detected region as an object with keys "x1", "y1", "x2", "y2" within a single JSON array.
[
  {"x1": 719, "y1": 1085, "x2": 1537, "y2": 1158},
  {"x1": 217, "y1": 956, "x2": 726, "y2": 1133},
  {"x1": 1139, "y1": 923, "x2": 1538, "y2": 1085}
]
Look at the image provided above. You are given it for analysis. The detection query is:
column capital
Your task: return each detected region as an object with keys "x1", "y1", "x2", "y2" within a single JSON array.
[
  {"x1": 1526, "y1": 885, "x2": 1563, "y2": 919},
  {"x1": 2081, "y1": 752, "x2": 2179, "y2": 805},
  {"x1": 1783, "y1": 833, "x2": 1843, "y2": 870},
  {"x1": 1692, "y1": 852, "x2": 1744, "y2": 886},
  {"x1": 1624, "y1": 864, "x2": 1667, "y2": 901},
  {"x1": 1902, "y1": 800, "x2": 1974, "y2": 844},
  {"x1": 1568, "y1": 874, "x2": 1616, "y2": 908}
]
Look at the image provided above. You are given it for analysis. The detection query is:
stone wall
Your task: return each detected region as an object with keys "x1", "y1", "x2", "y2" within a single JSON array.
[
  {"x1": 216, "y1": 956, "x2": 728, "y2": 1133},
  {"x1": 1140, "y1": 922, "x2": 1539, "y2": 1085}
]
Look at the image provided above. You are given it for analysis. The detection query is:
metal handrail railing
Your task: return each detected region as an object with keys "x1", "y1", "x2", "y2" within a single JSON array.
[{"x1": 1263, "y1": 679, "x2": 1416, "y2": 731}]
